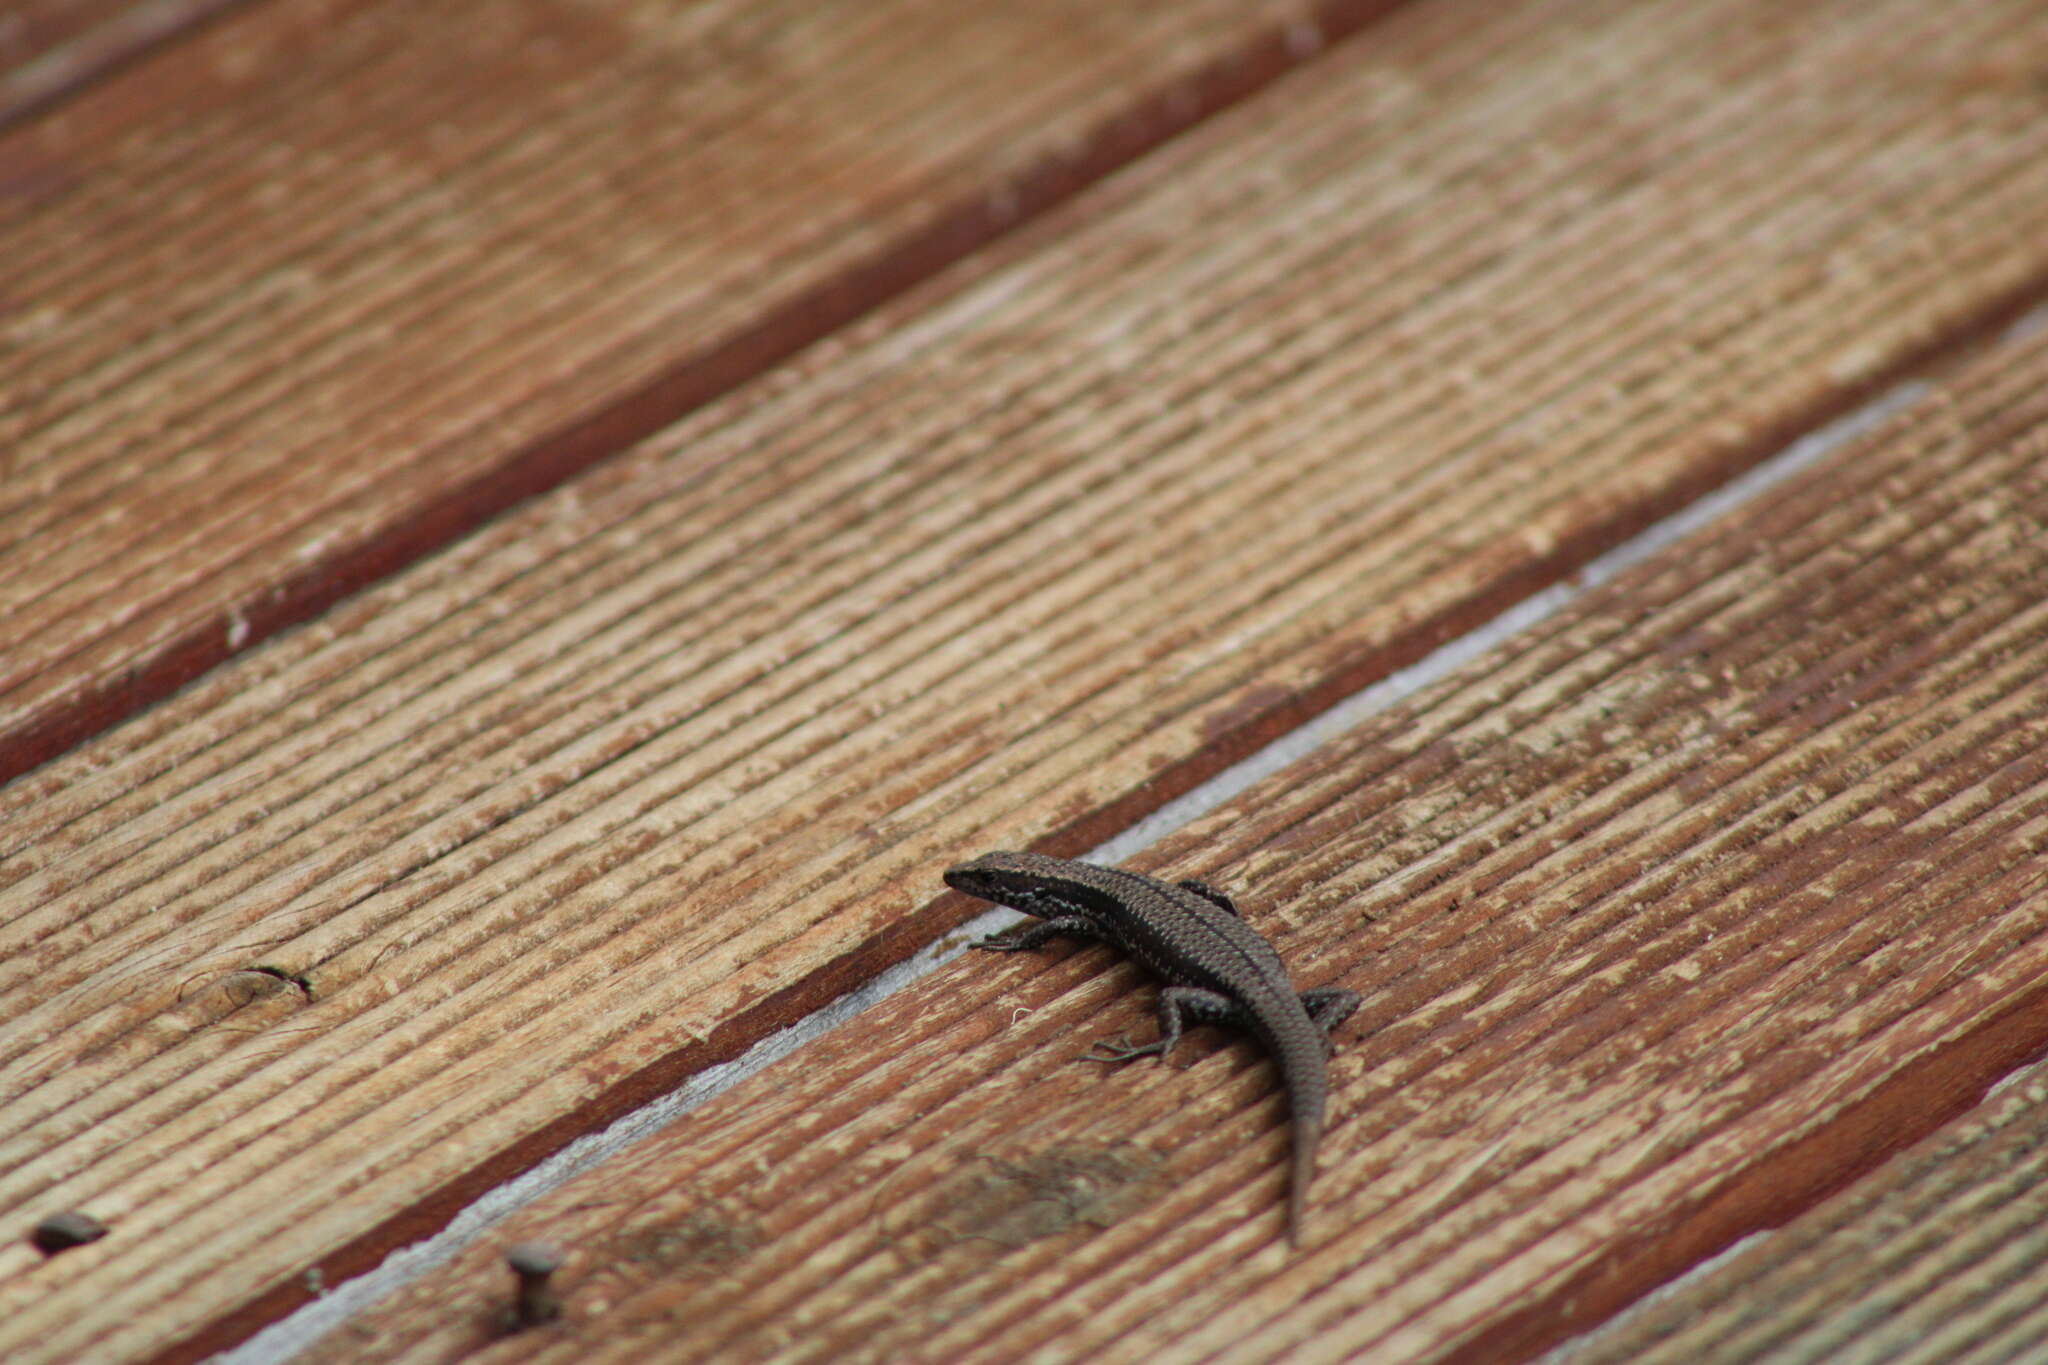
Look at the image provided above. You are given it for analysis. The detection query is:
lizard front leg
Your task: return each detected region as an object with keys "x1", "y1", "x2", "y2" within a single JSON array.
[{"x1": 972, "y1": 915, "x2": 1098, "y2": 953}]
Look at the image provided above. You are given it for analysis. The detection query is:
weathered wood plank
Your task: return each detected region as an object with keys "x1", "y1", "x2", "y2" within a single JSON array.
[
  {"x1": 1546, "y1": 1045, "x2": 2048, "y2": 1361},
  {"x1": 6, "y1": 0, "x2": 2048, "y2": 1359},
  {"x1": 0, "y1": 0, "x2": 250, "y2": 128},
  {"x1": 0, "y1": 0, "x2": 1376, "y2": 782},
  {"x1": 302, "y1": 325, "x2": 2048, "y2": 1364}
]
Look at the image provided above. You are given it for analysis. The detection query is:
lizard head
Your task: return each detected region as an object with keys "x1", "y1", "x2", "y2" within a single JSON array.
[{"x1": 942, "y1": 850, "x2": 1074, "y2": 913}]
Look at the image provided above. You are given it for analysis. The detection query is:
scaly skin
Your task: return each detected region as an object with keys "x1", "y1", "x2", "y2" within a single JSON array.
[{"x1": 945, "y1": 850, "x2": 1362, "y2": 1246}]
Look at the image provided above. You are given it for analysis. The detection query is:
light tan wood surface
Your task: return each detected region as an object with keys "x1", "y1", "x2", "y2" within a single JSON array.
[
  {"x1": 7, "y1": 0, "x2": 2048, "y2": 1360},
  {"x1": 0, "y1": 0, "x2": 1368, "y2": 781},
  {"x1": 303, "y1": 324, "x2": 2048, "y2": 1364}
]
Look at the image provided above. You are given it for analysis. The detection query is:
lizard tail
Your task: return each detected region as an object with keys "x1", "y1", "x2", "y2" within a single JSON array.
[
  {"x1": 1288, "y1": 1112, "x2": 1319, "y2": 1247},
  {"x1": 1274, "y1": 1026, "x2": 1330, "y2": 1249}
]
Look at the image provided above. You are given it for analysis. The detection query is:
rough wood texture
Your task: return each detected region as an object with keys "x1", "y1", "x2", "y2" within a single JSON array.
[
  {"x1": 1547, "y1": 1055, "x2": 2048, "y2": 1363},
  {"x1": 0, "y1": 0, "x2": 1377, "y2": 783},
  {"x1": 6, "y1": 0, "x2": 2048, "y2": 1359},
  {"x1": 0, "y1": 0, "x2": 250, "y2": 128},
  {"x1": 303, "y1": 325, "x2": 2048, "y2": 1365}
]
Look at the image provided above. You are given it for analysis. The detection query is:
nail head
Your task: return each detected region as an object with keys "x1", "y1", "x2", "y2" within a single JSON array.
[
  {"x1": 505, "y1": 1241, "x2": 565, "y2": 1329},
  {"x1": 506, "y1": 1241, "x2": 563, "y2": 1277}
]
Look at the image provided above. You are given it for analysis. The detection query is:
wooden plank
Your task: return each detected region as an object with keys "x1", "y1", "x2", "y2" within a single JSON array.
[
  {"x1": 1545, "y1": 1056, "x2": 2048, "y2": 1364},
  {"x1": 300, "y1": 325, "x2": 2048, "y2": 1364},
  {"x1": 0, "y1": 0, "x2": 1381, "y2": 783},
  {"x1": 0, "y1": 0, "x2": 250, "y2": 129},
  {"x1": 5, "y1": 0, "x2": 2048, "y2": 1359}
]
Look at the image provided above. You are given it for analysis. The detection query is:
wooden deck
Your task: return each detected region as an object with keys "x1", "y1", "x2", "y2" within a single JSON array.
[{"x1": 3, "y1": 1, "x2": 2046, "y2": 1361}]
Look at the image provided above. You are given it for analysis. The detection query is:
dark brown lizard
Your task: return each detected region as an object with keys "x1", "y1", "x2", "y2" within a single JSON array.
[{"x1": 944, "y1": 850, "x2": 1361, "y2": 1245}]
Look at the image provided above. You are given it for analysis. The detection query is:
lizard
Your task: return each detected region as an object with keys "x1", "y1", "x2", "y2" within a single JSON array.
[{"x1": 944, "y1": 850, "x2": 1361, "y2": 1246}]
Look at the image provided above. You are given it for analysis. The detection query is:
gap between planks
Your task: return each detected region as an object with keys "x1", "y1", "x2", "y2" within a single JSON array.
[{"x1": 221, "y1": 335, "x2": 1964, "y2": 1364}]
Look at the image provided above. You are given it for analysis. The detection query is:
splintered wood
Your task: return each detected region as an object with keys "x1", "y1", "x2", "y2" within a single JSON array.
[
  {"x1": 307, "y1": 328, "x2": 2048, "y2": 1364},
  {"x1": 6, "y1": 0, "x2": 2048, "y2": 1359},
  {"x1": 0, "y1": 0, "x2": 1358, "y2": 779},
  {"x1": 1550, "y1": 1059, "x2": 2048, "y2": 1363}
]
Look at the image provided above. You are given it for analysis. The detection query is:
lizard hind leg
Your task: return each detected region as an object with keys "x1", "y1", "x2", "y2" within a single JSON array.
[
  {"x1": 1085, "y1": 985, "x2": 1243, "y2": 1063},
  {"x1": 1299, "y1": 986, "x2": 1363, "y2": 1039}
]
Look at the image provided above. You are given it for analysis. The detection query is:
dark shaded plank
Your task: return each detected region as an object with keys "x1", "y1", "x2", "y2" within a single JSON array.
[
  {"x1": 302, "y1": 325, "x2": 2048, "y2": 1365},
  {"x1": 5, "y1": 0, "x2": 2048, "y2": 1360},
  {"x1": 0, "y1": 0, "x2": 252, "y2": 128},
  {"x1": 0, "y1": 0, "x2": 1382, "y2": 782}
]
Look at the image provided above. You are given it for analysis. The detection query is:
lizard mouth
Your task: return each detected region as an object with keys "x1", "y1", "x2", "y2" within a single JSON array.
[
  {"x1": 943, "y1": 852, "x2": 1037, "y2": 906},
  {"x1": 943, "y1": 865, "x2": 1004, "y2": 901}
]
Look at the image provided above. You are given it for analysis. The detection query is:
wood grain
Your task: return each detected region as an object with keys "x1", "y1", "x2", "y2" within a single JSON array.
[
  {"x1": 6, "y1": 0, "x2": 2048, "y2": 1359},
  {"x1": 300, "y1": 324, "x2": 2048, "y2": 1365},
  {"x1": 0, "y1": 0, "x2": 251, "y2": 128},
  {"x1": 1546, "y1": 1041, "x2": 2048, "y2": 1362},
  {"x1": 0, "y1": 0, "x2": 1381, "y2": 782}
]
